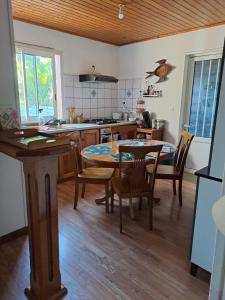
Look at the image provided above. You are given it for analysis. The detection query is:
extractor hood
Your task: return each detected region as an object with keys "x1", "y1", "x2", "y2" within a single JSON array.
[
  {"x1": 79, "y1": 74, "x2": 118, "y2": 83},
  {"x1": 79, "y1": 65, "x2": 118, "y2": 83}
]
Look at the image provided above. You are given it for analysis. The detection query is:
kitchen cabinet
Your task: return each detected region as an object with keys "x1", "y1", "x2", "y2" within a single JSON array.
[
  {"x1": 81, "y1": 128, "x2": 100, "y2": 148},
  {"x1": 58, "y1": 129, "x2": 100, "y2": 181}
]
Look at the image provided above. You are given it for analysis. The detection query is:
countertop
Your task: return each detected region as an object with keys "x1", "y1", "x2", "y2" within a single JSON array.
[{"x1": 38, "y1": 121, "x2": 136, "y2": 134}]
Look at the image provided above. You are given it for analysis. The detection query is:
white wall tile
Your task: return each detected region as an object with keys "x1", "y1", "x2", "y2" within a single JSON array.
[
  {"x1": 64, "y1": 86, "x2": 74, "y2": 98},
  {"x1": 90, "y1": 98, "x2": 98, "y2": 109},
  {"x1": 91, "y1": 109, "x2": 98, "y2": 118},
  {"x1": 125, "y1": 79, "x2": 132, "y2": 89},
  {"x1": 104, "y1": 108, "x2": 112, "y2": 118},
  {"x1": 98, "y1": 108, "x2": 105, "y2": 118},
  {"x1": 73, "y1": 75, "x2": 79, "y2": 87},
  {"x1": 83, "y1": 98, "x2": 91, "y2": 109},
  {"x1": 64, "y1": 74, "x2": 74, "y2": 87},
  {"x1": 98, "y1": 98, "x2": 104, "y2": 108},
  {"x1": 118, "y1": 89, "x2": 125, "y2": 99},
  {"x1": 133, "y1": 89, "x2": 141, "y2": 99},
  {"x1": 97, "y1": 88, "x2": 105, "y2": 99},
  {"x1": 82, "y1": 88, "x2": 90, "y2": 99},
  {"x1": 112, "y1": 99, "x2": 117, "y2": 108},
  {"x1": 132, "y1": 78, "x2": 142, "y2": 89},
  {"x1": 74, "y1": 99, "x2": 83, "y2": 109},
  {"x1": 112, "y1": 89, "x2": 118, "y2": 99},
  {"x1": 118, "y1": 79, "x2": 125, "y2": 89},
  {"x1": 83, "y1": 108, "x2": 90, "y2": 119},
  {"x1": 90, "y1": 89, "x2": 97, "y2": 98},
  {"x1": 105, "y1": 98, "x2": 111, "y2": 107},
  {"x1": 104, "y1": 88, "x2": 111, "y2": 99},
  {"x1": 74, "y1": 87, "x2": 82, "y2": 99},
  {"x1": 125, "y1": 89, "x2": 132, "y2": 99}
]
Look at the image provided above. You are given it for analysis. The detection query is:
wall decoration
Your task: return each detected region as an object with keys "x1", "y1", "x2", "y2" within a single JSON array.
[{"x1": 145, "y1": 59, "x2": 175, "y2": 83}]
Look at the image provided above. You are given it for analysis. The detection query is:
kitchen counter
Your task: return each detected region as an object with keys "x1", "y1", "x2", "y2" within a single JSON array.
[{"x1": 38, "y1": 121, "x2": 136, "y2": 134}]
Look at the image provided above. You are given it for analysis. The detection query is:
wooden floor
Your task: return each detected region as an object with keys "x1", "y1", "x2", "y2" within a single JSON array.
[{"x1": 0, "y1": 178, "x2": 210, "y2": 300}]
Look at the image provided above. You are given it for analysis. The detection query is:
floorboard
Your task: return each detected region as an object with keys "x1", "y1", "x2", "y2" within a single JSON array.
[{"x1": 0, "y1": 179, "x2": 210, "y2": 300}]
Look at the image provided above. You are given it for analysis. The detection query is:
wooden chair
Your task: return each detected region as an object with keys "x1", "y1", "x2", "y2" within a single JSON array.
[
  {"x1": 110, "y1": 125, "x2": 136, "y2": 141},
  {"x1": 146, "y1": 131, "x2": 194, "y2": 206},
  {"x1": 73, "y1": 139, "x2": 114, "y2": 213},
  {"x1": 111, "y1": 144, "x2": 163, "y2": 232}
]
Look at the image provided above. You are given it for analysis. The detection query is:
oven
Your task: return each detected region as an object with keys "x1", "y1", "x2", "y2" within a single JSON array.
[{"x1": 100, "y1": 127, "x2": 120, "y2": 143}]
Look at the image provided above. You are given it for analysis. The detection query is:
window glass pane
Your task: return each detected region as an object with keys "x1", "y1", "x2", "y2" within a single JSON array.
[
  {"x1": 36, "y1": 56, "x2": 55, "y2": 117},
  {"x1": 188, "y1": 58, "x2": 220, "y2": 138},
  {"x1": 196, "y1": 60, "x2": 210, "y2": 137},
  {"x1": 203, "y1": 59, "x2": 220, "y2": 137},
  {"x1": 24, "y1": 54, "x2": 38, "y2": 117},
  {"x1": 16, "y1": 51, "x2": 26, "y2": 119},
  {"x1": 189, "y1": 61, "x2": 202, "y2": 135}
]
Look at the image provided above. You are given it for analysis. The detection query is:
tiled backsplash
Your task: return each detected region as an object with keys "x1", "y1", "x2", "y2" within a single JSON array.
[
  {"x1": 117, "y1": 78, "x2": 142, "y2": 112},
  {"x1": 63, "y1": 74, "x2": 142, "y2": 120}
]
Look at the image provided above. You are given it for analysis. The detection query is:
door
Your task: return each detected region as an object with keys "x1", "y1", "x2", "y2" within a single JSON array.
[
  {"x1": 16, "y1": 46, "x2": 57, "y2": 124},
  {"x1": 184, "y1": 54, "x2": 221, "y2": 172}
]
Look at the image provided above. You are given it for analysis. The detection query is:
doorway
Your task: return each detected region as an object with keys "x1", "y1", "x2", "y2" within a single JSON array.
[{"x1": 184, "y1": 54, "x2": 221, "y2": 172}]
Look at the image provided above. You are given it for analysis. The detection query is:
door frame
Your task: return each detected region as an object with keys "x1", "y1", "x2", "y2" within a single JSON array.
[{"x1": 183, "y1": 53, "x2": 222, "y2": 141}]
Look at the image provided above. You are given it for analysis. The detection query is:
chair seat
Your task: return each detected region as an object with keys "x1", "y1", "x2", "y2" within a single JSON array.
[
  {"x1": 111, "y1": 176, "x2": 152, "y2": 198},
  {"x1": 78, "y1": 167, "x2": 114, "y2": 180},
  {"x1": 146, "y1": 164, "x2": 180, "y2": 179}
]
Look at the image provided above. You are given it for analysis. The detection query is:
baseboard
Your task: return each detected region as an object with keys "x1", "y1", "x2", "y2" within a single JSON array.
[{"x1": 0, "y1": 227, "x2": 28, "y2": 244}]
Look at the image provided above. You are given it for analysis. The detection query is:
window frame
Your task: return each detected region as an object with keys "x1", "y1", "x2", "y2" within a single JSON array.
[
  {"x1": 185, "y1": 53, "x2": 222, "y2": 142},
  {"x1": 15, "y1": 43, "x2": 58, "y2": 124}
]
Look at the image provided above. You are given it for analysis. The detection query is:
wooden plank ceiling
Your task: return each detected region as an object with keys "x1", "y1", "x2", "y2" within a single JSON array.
[{"x1": 12, "y1": 0, "x2": 225, "y2": 46}]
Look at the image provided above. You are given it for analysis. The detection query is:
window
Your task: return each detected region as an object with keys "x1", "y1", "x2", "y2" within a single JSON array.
[
  {"x1": 188, "y1": 57, "x2": 221, "y2": 138},
  {"x1": 16, "y1": 45, "x2": 61, "y2": 123}
]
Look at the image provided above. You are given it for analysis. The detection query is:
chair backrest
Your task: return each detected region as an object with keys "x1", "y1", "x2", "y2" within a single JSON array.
[
  {"x1": 118, "y1": 144, "x2": 163, "y2": 193},
  {"x1": 70, "y1": 136, "x2": 83, "y2": 177},
  {"x1": 110, "y1": 125, "x2": 136, "y2": 141},
  {"x1": 174, "y1": 131, "x2": 194, "y2": 174}
]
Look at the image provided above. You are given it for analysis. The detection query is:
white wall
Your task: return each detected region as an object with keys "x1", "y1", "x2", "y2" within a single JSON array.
[
  {"x1": 0, "y1": 1, "x2": 18, "y2": 109},
  {"x1": 118, "y1": 25, "x2": 225, "y2": 143},
  {"x1": 13, "y1": 20, "x2": 118, "y2": 76}
]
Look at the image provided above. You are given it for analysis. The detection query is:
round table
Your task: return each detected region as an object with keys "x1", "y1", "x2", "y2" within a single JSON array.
[
  {"x1": 81, "y1": 139, "x2": 174, "y2": 168},
  {"x1": 81, "y1": 139, "x2": 175, "y2": 217}
]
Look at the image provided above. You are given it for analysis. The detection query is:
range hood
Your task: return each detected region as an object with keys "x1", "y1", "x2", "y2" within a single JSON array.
[
  {"x1": 79, "y1": 65, "x2": 118, "y2": 83},
  {"x1": 79, "y1": 74, "x2": 118, "y2": 83}
]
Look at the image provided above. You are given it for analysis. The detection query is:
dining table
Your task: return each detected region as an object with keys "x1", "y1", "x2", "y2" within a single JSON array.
[{"x1": 81, "y1": 139, "x2": 175, "y2": 217}]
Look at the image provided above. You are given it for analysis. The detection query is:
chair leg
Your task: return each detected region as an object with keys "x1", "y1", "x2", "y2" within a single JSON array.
[
  {"x1": 178, "y1": 178, "x2": 183, "y2": 207},
  {"x1": 148, "y1": 196, "x2": 153, "y2": 230},
  {"x1": 111, "y1": 183, "x2": 114, "y2": 213},
  {"x1": 119, "y1": 197, "x2": 122, "y2": 233},
  {"x1": 105, "y1": 182, "x2": 109, "y2": 213},
  {"x1": 74, "y1": 182, "x2": 79, "y2": 210},
  {"x1": 173, "y1": 179, "x2": 176, "y2": 195},
  {"x1": 81, "y1": 183, "x2": 86, "y2": 198},
  {"x1": 139, "y1": 196, "x2": 143, "y2": 210},
  {"x1": 129, "y1": 198, "x2": 135, "y2": 219}
]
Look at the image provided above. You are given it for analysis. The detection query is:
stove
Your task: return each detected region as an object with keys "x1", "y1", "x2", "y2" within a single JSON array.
[{"x1": 83, "y1": 118, "x2": 118, "y2": 125}]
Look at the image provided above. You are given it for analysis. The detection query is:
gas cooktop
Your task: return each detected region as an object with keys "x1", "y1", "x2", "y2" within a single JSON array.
[{"x1": 83, "y1": 118, "x2": 118, "y2": 125}]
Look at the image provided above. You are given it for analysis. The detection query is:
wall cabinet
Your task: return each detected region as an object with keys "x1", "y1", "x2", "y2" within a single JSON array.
[{"x1": 58, "y1": 129, "x2": 100, "y2": 181}]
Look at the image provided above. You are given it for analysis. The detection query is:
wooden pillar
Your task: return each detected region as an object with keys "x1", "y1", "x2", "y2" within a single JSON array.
[{"x1": 22, "y1": 155, "x2": 67, "y2": 300}]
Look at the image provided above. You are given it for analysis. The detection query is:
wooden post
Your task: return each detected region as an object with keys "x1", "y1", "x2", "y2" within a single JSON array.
[{"x1": 22, "y1": 155, "x2": 67, "y2": 299}]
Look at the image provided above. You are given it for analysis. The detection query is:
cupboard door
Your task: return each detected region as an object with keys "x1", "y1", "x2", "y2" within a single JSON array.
[
  {"x1": 58, "y1": 131, "x2": 80, "y2": 181},
  {"x1": 81, "y1": 129, "x2": 100, "y2": 148}
]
